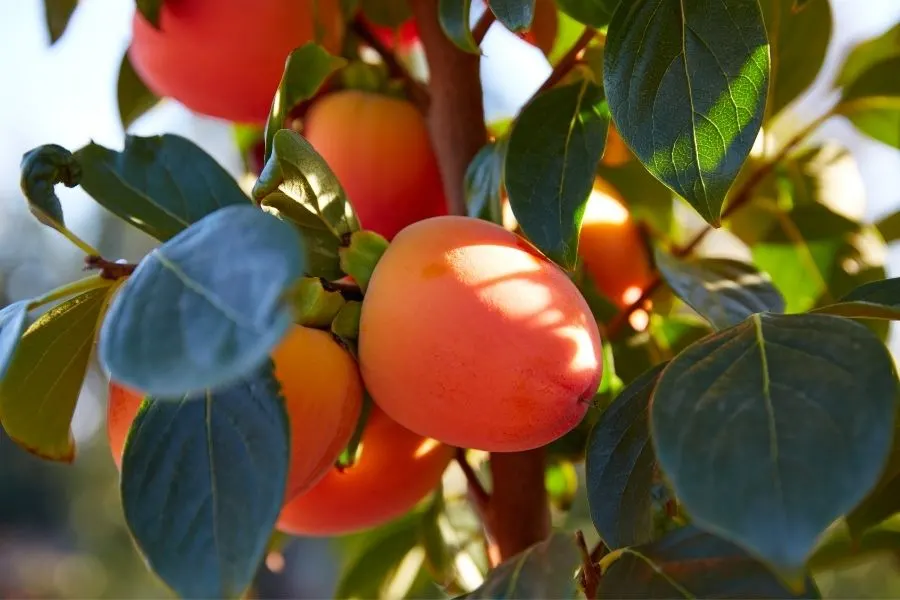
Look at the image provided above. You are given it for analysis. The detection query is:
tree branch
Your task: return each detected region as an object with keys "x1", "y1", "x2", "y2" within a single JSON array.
[
  {"x1": 534, "y1": 27, "x2": 597, "y2": 97},
  {"x1": 472, "y1": 9, "x2": 496, "y2": 46}
]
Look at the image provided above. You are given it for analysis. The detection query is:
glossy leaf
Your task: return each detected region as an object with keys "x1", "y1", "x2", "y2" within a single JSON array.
[
  {"x1": 44, "y1": 0, "x2": 78, "y2": 44},
  {"x1": 465, "y1": 139, "x2": 507, "y2": 224},
  {"x1": 99, "y1": 204, "x2": 305, "y2": 398},
  {"x1": 651, "y1": 312, "x2": 897, "y2": 570},
  {"x1": 117, "y1": 49, "x2": 160, "y2": 131},
  {"x1": 490, "y1": 0, "x2": 534, "y2": 33},
  {"x1": 121, "y1": 366, "x2": 289, "y2": 599},
  {"x1": 505, "y1": 80, "x2": 610, "y2": 268},
  {"x1": 555, "y1": 0, "x2": 617, "y2": 29},
  {"x1": 760, "y1": 0, "x2": 832, "y2": 118},
  {"x1": 135, "y1": 0, "x2": 163, "y2": 28},
  {"x1": 263, "y1": 43, "x2": 346, "y2": 161},
  {"x1": 586, "y1": 363, "x2": 664, "y2": 549},
  {"x1": 599, "y1": 526, "x2": 820, "y2": 598},
  {"x1": 812, "y1": 277, "x2": 900, "y2": 320},
  {"x1": 439, "y1": 0, "x2": 479, "y2": 53},
  {"x1": 0, "y1": 288, "x2": 109, "y2": 462},
  {"x1": 0, "y1": 301, "x2": 29, "y2": 381},
  {"x1": 604, "y1": 0, "x2": 770, "y2": 224},
  {"x1": 834, "y1": 22, "x2": 900, "y2": 89},
  {"x1": 655, "y1": 251, "x2": 785, "y2": 330},
  {"x1": 254, "y1": 129, "x2": 360, "y2": 280},
  {"x1": 459, "y1": 532, "x2": 581, "y2": 599},
  {"x1": 75, "y1": 134, "x2": 250, "y2": 242},
  {"x1": 19, "y1": 143, "x2": 80, "y2": 228}
]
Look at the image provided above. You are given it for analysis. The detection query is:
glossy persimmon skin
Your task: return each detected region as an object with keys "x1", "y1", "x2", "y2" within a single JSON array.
[
  {"x1": 129, "y1": 0, "x2": 344, "y2": 124},
  {"x1": 276, "y1": 406, "x2": 453, "y2": 536},
  {"x1": 107, "y1": 326, "x2": 362, "y2": 501},
  {"x1": 302, "y1": 90, "x2": 448, "y2": 240},
  {"x1": 358, "y1": 216, "x2": 603, "y2": 452}
]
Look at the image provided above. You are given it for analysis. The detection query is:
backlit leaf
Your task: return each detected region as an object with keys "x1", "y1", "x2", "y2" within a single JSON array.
[
  {"x1": 835, "y1": 57, "x2": 900, "y2": 149},
  {"x1": 439, "y1": 0, "x2": 479, "y2": 53},
  {"x1": 834, "y1": 22, "x2": 900, "y2": 89},
  {"x1": 117, "y1": 49, "x2": 160, "y2": 131},
  {"x1": 555, "y1": 0, "x2": 617, "y2": 29}
]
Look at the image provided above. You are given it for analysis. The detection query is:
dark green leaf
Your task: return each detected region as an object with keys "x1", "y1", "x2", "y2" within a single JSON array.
[
  {"x1": 74, "y1": 134, "x2": 250, "y2": 242},
  {"x1": 834, "y1": 22, "x2": 900, "y2": 89},
  {"x1": 655, "y1": 251, "x2": 785, "y2": 330},
  {"x1": 465, "y1": 139, "x2": 507, "y2": 224},
  {"x1": 121, "y1": 365, "x2": 289, "y2": 599},
  {"x1": 604, "y1": 0, "x2": 770, "y2": 224},
  {"x1": 439, "y1": 0, "x2": 479, "y2": 53},
  {"x1": 505, "y1": 80, "x2": 610, "y2": 269},
  {"x1": 840, "y1": 56, "x2": 900, "y2": 103},
  {"x1": 812, "y1": 277, "x2": 900, "y2": 320},
  {"x1": 846, "y1": 424, "x2": 900, "y2": 536},
  {"x1": 117, "y1": 49, "x2": 160, "y2": 131},
  {"x1": 586, "y1": 363, "x2": 664, "y2": 549},
  {"x1": 19, "y1": 143, "x2": 80, "y2": 229},
  {"x1": 599, "y1": 526, "x2": 820, "y2": 598},
  {"x1": 0, "y1": 287, "x2": 110, "y2": 462},
  {"x1": 876, "y1": 209, "x2": 900, "y2": 243},
  {"x1": 263, "y1": 43, "x2": 346, "y2": 162},
  {"x1": 490, "y1": 0, "x2": 535, "y2": 32},
  {"x1": 44, "y1": 0, "x2": 78, "y2": 44},
  {"x1": 651, "y1": 312, "x2": 897, "y2": 570},
  {"x1": 458, "y1": 532, "x2": 581, "y2": 599},
  {"x1": 555, "y1": 0, "x2": 617, "y2": 29},
  {"x1": 99, "y1": 204, "x2": 305, "y2": 398},
  {"x1": 760, "y1": 0, "x2": 832, "y2": 119},
  {"x1": 0, "y1": 301, "x2": 29, "y2": 381},
  {"x1": 254, "y1": 129, "x2": 360, "y2": 280},
  {"x1": 361, "y1": 0, "x2": 414, "y2": 27},
  {"x1": 135, "y1": 0, "x2": 164, "y2": 28}
]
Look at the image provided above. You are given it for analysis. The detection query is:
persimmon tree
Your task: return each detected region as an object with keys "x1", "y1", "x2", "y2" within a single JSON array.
[{"x1": 4, "y1": 0, "x2": 900, "y2": 597}]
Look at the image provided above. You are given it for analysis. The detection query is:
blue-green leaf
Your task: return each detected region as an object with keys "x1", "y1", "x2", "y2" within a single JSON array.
[
  {"x1": 74, "y1": 134, "x2": 250, "y2": 242},
  {"x1": 99, "y1": 204, "x2": 305, "y2": 398},
  {"x1": 490, "y1": 0, "x2": 535, "y2": 33},
  {"x1": 586, "y1": 363, "x2": 664, "y2": 550},
  {"x1": 505, "y1": 80, "x2": 610, "y2": 269},
  {"x1": 651, "y1": 312, "x2": 897, "y2": 571},
  {"x1": 0, "y1": 301, "x2": 29, "y2": 381},
  {"x1": 19, "y1": 143, "x2": 80, "y2": 229},
  {"x1": 439, "y1": 0, "x2": 480, "y2": 54},
  {"x1": 465, "y1": 139, "x2": 507, "y2": 224},
  {"x1": 812, "y1": 277, "x2": 900, "y2": 320},
  {"x1": 655, "y1": 250, "x2": 785, "y2": 330},
  {"x1": 121, "y1": 365, "x2": 289, "y2": 599},
  {"x1": 604, "y1": 0, "x2": 770, "y2": 224}
]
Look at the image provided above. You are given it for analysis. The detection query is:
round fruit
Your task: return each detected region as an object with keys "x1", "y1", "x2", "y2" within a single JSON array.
[
  {"x1": 107, "y1": 326, "x2": 363, "y2": 500},
  {"x1": 129, "y1": 0, "x2": 344, "y2": 124},
  {"x1": 359, "y1": 216, "x2": 603, "y2": 452},
  {"x1": 303, "y1": 90, "x2": 447, "y2": 240},
  {"x1": 578, "y1": 179, "x2": 653, "y2": 308},
  {"x1": 277, "y1": 406, "x2": 453, "y2": 536}
]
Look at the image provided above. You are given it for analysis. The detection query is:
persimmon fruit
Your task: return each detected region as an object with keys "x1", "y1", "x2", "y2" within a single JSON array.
[
  {"x1": 276, "y1": 406, "x2": 453, "y2": 536},
  {"x1": 358, "y1": 216, "x2": 603, "y2": 452}
]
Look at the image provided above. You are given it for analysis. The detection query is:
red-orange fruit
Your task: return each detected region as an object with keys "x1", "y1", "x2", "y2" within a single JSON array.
[
  {"x1": 359, "y1": 216, "x2": 603, "y2": 452},
  {"x1": 276, "y1": 406, "x2": 453, "y2": 536},
  {"x1": 129, "y1": 0, "x2": 344, "y2": 124},
  {"x1": 303, "y1": 89, "x2": 448, "y2": 240}
]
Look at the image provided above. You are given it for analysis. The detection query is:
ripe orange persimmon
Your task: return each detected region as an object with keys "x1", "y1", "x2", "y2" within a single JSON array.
[
  {"x1": 303, "y1": 90, "x2": 447, "y2": 239},
  {"x1": 359, "y1": 216, "x2": 603, "y2": 452},
  {"x1": 129, "y1": 0, "x2": 344, "y2": 124},
  {"x1": 578, "y1": 179, "x2": 653, "y2": 309},
  {"x1": 602, "y1": 124, "x2": 632, "y2": 167},
  {"x1": 276, "y1": 406, "x2": 453, "y2": 536},
  {"x1": 107, "y1": 326, "x2": 362, "y2": 501}
]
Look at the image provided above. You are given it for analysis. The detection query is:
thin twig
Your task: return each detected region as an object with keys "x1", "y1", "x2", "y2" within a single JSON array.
[
  {"x1": 455, "y1": 448, "x2": 490, "y2": 512},
  {"x1": 576, "y1": 530, "x2": 600, "y2": 599},
  {"x1": 533, "y1": 27, "x2": 597, "y2": 97},
  {"x1": 349, "y1": 16, "x2": 430, "y2": 111},
  {"x1": 472, "y1": 9, "x2": 496, "y2": 45}
]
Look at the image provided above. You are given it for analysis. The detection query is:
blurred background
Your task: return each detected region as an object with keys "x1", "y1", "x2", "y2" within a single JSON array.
[{"x1": 1, "y1": 0, "x2": 900, "y2": 597}]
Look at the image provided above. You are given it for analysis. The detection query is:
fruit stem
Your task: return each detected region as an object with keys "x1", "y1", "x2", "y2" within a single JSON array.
[
  {"x1": 485, "y1": 449, "x2": 551, "y2": 561},
  {"x1": 454, "y1": 448, "x2": 490, "y2": 512},
  {"x1": 532, "y1": 27, "x2": 598, "y2": 98},
  {"x1": 576, "y1": 530, "x2": 600, "y2": 599}
]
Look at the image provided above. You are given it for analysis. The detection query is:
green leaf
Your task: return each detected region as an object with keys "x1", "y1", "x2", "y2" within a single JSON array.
[
  {"x1": 361, "y1": 0, "x2": 413, "y2": 27},
  {"x1": 465, "y1": 139, "x2": 507, "y2": 225},
  {"x1": 117, "y1": 49, "x2": 160, "y2": 131},
  {"x1": 0, "y1": 287, "x2": 109, "y2": 462},
  {"x1": 254, "y1": 129, "x2": 360, "y2": 280},
  {"x1": 439, "y1": 0, "x2": 480, "y2": 54},
  {"x1": 808, "y1": 515, "x2": 900, "y2": 572},
  {"x1": 263, "y1": 43, "x2": 346, "y2": 162},
  {"x1": 846, "y1": 425, "x2": 900, "y2": 537},
  {"x1": 99, "y1": 204, "x2": 305, "y2": 398},
  {"x1": 135, "y1": 0, "x2": 163, "y2": 28},
  {"x1": 490, "y1": 0, "x2": 535, "y2": 33},
  {"x1": 651, "y1": 312, "x2": 897, "y2": 571},
  {"x1": 586, "y1": 363, "x2": 664, "y2": 549},
  {"x1": 760, "y1": 0, "x2": 832, "y2": 119},
  {"x1": 19, "y1": 143, "x2": 80, "y2": 229},
  {"x1": 74, "y1": 134, "x2": 251, "y2": 242},
  {"x1": 44, "y1": 0, "x2": 78, "y2": 44},
  {"x1": 812, "y1": 277, "x2": 900, "y2": 320},
  {"x1": 839, "y1": 56, "x2": 900, "y2": 104},
  {"x1": 505, "y1": 80, "x2": 610, "y2": 269},
  {"x1": 654, "y1": 251, "x2": 785, "y2": 330},
  {"x1": 835, "y1": 57, "x2": 900, "y2": 149},
  {"x1": 876, "y1": 209, "x2": 900, "y2": 243},
  {"x1": 0, "y1": 301, "x2": 29, "y2": 381},
  {"x1": 555, "y1": 0, "x2": 617, "y2": 28},
  {"x1": 121, "y1": 365, "x2": 289, "y2": 599},
  {"x1": 834, "y1": 22, "x2": 900, "y2": 89},
  {"x1": 603, "y1": 0, "x2": 770, "y2": 225},
  {"x1": 458, "y1": 532, "x2": 581, "y2": 599},
  {"x1": 599, "y1": 526, "x2": 820, "y2": 598}
]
